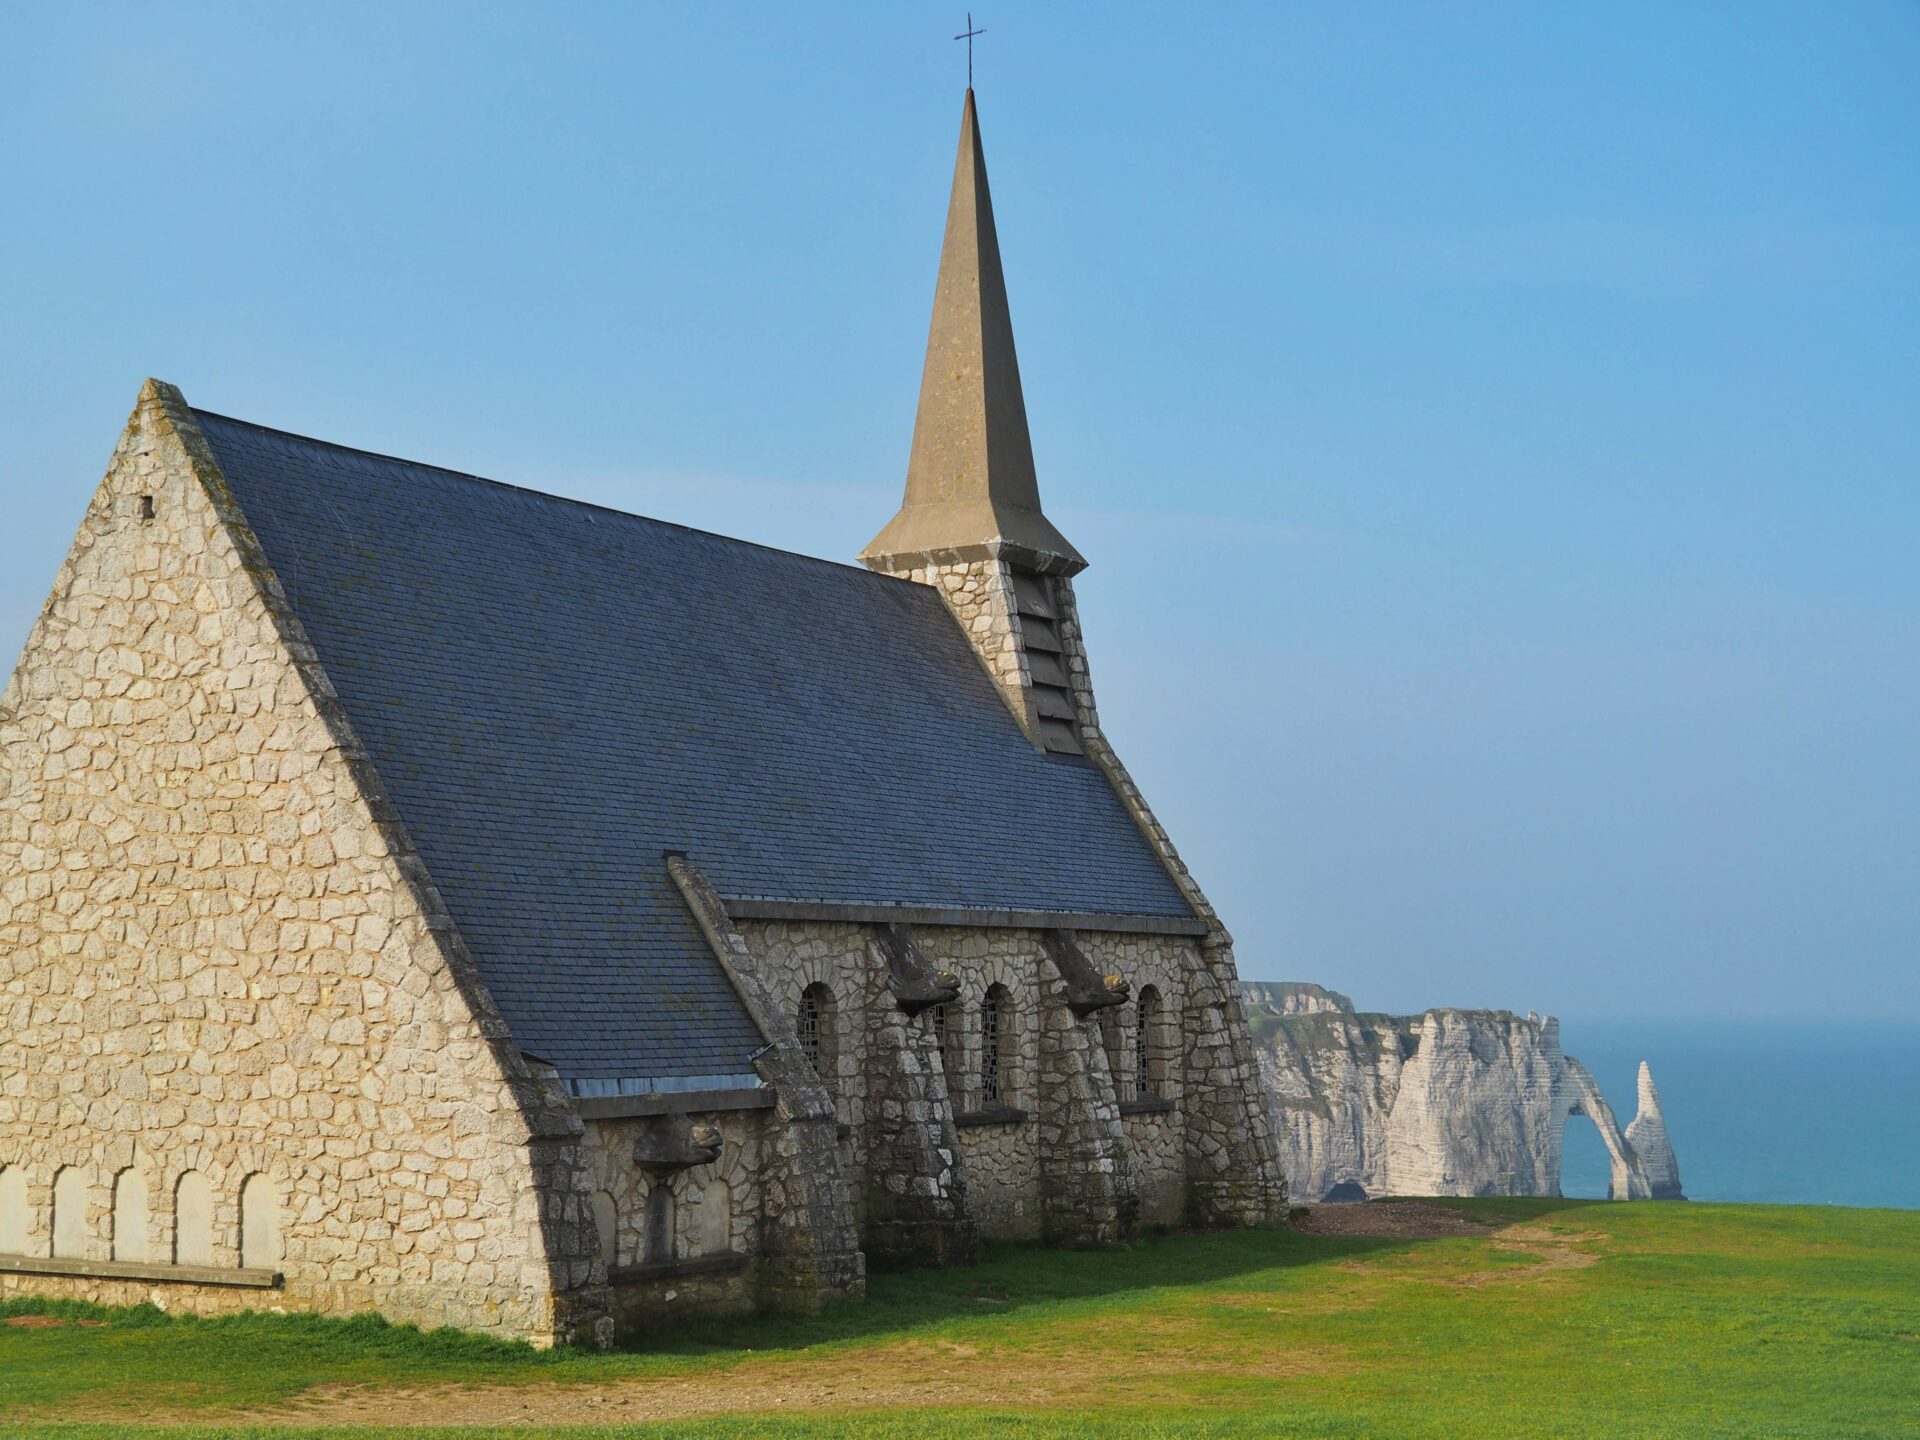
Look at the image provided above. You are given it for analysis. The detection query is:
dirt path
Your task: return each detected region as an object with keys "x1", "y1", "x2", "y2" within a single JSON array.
[
  {"x1": 1457, "y1": 1223, "x2": 1605, "y2": 1285},
  {"x1": 73, "y1": 1338, "x2": 1334, "y2": 1430},
  {"x1": 1297, "y1": 1199, "x2": 1604, "y2": 1287},
  {"x1": 1291, "y1": 1199, "x2": 1495, "y2": 1239}
]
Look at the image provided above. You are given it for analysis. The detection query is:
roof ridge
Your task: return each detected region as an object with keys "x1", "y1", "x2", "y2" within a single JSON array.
[{"x1": 190, "y1": 407, "x2": 922, "y2": 590}]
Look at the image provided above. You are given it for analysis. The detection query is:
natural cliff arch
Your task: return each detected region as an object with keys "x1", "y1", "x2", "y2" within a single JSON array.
[{"x1": 1556, "y1": 1058, "x2": 1651, "y2": 1201}]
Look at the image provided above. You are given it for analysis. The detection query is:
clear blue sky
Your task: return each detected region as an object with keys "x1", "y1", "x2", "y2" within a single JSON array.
[{"x1": 4, "y1": 3, "x2": 1915, "y2": 1021}]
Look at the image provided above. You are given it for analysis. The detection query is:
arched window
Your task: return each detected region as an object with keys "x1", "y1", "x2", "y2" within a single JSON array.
[
  {"x1": 112, "y1": 1168, "x2": 150, "y2": 1264},
  {"x1": 691, "y1": 1177, "x2": 732, "y2": 1257},
  {"x1": 240, "y1": 1174, "x2": 284, "y2": 1270},
  {"x1": 644, "y1": 1184, "x2": 675, "y2": 1264},
  {"x1": 0, "y1": 1165, "x2": 27, "y2": 1254},
  {"x1": 174, "y1": 1171, "x2": 214, "y2": 1267},
  {"x1": 590, "y1": 1189, "x2": 618, "y2": 1265},
  {"x1": 1100, "y1": 1007, "x2": 1125, "y2": 1089},
  {"x1": 929, "y1": 1000, "x2": 967, "y2": 1098},
  {"x1": 981, "y1": 984, "x2": 1011, "y2": 1105},
  {"x1": 796, "y1": 982, "x2": 837, "y2": 1090},
  {"x1": 1136, "y1": 986, "x2": 1163, "y2": 1100},
  {"x1": 51, "y1": 1167, "x2": 86, "y2": 1259}
]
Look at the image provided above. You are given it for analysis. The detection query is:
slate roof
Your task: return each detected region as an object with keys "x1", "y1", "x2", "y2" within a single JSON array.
[{"x1": 194, "y1": 412, "x2": 1196, "y2": 1085}]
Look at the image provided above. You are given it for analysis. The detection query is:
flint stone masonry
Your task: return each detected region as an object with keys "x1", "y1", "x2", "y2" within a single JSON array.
[
  {"x1": 1250, "y1": 984, "x2": 1679, "y2": 1204},
  {"x1": 0, "y1": 384, "x2": 598, "y2": 1342},
  {"x1": 4, "y1": 85, "x2": 1286, "y2": 1341},
  {"x1": 1, "y1": 379, "x2": 1287, "y2": 1339},
  {"x1": 860, "y1": 561, "x2": 1287, "y2": 1237}
]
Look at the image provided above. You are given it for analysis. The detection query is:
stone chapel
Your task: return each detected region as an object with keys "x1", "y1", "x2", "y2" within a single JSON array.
[{"x1": 0, "y1": 91, "x2": 1284, "y2": 1343}]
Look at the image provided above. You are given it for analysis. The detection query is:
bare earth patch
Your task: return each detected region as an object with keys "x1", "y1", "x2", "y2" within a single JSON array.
[
  {"x1": 1298, "y1": 1201, "x2": 1605, "y2": 1288},
  {"x1": 1450, "y1": 1225, "x2": 1604, "y2": 1286},
  {"x1": 1292, "y1": 1200, "x2": 1494, "y2": 1239}
]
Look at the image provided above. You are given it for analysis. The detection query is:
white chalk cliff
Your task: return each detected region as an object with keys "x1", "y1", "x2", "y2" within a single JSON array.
[
  {"x1": 1243, "y1": 981, "x2": 1354, "y2": 1017},
  {"x1": 1624, "y1": 1061, "x2": 1684, "y2": 1199},
  {"x1": 1249, "y1": 986, "x2": 1682, "y2": 1203}
]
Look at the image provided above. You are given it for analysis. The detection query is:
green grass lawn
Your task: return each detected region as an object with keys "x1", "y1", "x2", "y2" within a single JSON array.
[{"x1": 2, "y1": 1199, "x2": 1915, "y2": 1439}]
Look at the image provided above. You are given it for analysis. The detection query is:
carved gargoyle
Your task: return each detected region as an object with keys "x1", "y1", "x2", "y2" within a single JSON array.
[
  {"x1": 1042, "y1": 930, "x2": 1130, "y2": 1016},
  {"x1": 633, "y1": 1114, "x2": 724, "y2": 1175},
  {"x1": 873, "y1": 924, "x2": 961, "y2": 1016}
]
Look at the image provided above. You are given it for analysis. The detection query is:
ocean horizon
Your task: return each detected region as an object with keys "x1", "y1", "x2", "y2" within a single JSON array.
[{"x1": 1552, "y1": 1017, "x2": 1919, "y2": 1209}]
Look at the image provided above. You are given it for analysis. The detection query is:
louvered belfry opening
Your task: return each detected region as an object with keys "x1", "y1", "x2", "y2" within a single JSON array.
[{"x1": 1010, "y1": 571, "x2": 1082, "y2": 755}]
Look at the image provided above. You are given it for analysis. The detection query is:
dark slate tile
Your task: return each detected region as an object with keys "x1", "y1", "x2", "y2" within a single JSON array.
[{"x1": 195, "y1": 412, "x2": 1194, "y2": 1084}]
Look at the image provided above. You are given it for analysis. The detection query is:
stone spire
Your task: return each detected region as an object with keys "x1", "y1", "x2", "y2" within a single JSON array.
[{"x1": 861, "y1": 89, "x2": 1086, "y2": 577}]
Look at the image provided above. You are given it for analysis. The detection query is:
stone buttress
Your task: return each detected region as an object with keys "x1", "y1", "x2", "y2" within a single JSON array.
[
  {"x1": 667, "y1": 856, "x2": 867, "y2": 1306},
  {"x1": 1035, "y1": 931, "x2": 1138, "y2": 1245},
  {"x1": 859, "y1": 925, "x2": 976, "y2": 1266}
]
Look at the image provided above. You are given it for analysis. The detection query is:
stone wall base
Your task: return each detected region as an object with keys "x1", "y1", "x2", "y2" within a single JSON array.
[
  {"x1": 604, "y1": 1259, "x2": 756, "y2": 1333},
  {"x1": 0, "y1": 1269, "x2": 563, "y2": 1343}
]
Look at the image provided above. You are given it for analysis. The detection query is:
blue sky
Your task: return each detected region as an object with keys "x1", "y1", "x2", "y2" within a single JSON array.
[{"x1": 4, "y1": 3, "x2": 1915, "y2": 1020}]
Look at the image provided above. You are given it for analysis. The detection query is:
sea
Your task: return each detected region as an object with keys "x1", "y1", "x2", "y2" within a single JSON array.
[{"x1": 1554, "y1": 1019, "x2": 1920, "y2": 1209}]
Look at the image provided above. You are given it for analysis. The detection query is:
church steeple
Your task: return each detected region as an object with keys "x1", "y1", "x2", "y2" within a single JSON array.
[{"x1": 861, "y1": 89, "x2": 1085, "y2": 577}]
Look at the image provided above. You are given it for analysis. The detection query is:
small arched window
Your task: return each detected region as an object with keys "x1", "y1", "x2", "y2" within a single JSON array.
[
  {"x1": 240, "y1": 1173, "x2": 284, "y2": 1270},
  {"x1": 981, "y1": 984, "x2": 1011, "y2": 1105},
  {"x1": 1136, "y1": 985, "x2": 1163, "y2": 1100},
  {"x1": 0, "y1": 1165, "x2": 27, "y2": 1255},
  {"x1": 929, "y1": 1000, "x2": 967, "y2": 1098},
  {"x1": 112, "y1": 1168, "x2": 150, "y2": 1264},
  {"x1": 796, "y1": 982, "x2": 837, "y2": 1090},
  {"x1": 1100, "y1": 1007, "x2": 1125, "y2": 1089},
  {"x1": 591, "y1": 1189, "x2": 618, "y2": 1264},
  {"x1": 51, "y1": 1167, "x2": 87, "y2": 1260},
  {"x1": 691, "y1": 1176, "x2": 732, "y2": 1257},
  {"x1": 174, "y1": 1171, "x2": 214, "y2": 1267}
]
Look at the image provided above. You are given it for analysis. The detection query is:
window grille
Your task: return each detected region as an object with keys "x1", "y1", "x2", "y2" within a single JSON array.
[
  {"x1": 1101, "y1": 1006, "x2": 1125, "y2": 1088},
  {"x1": 1136, "y1": 986, "x2": 1161, "y2": 1100},
  {"x1": 797, "y1": 990, "x2": 822, "y2": 1073},
  {"x1": 982, "y1": 986, "x2": 1006, "y2": 1104},
  {"x1": 930, "y1": 1000, "x2": 967, "y2": 1101},
  {"x1": 797, "y1": 983, "x2": 835, "y2": 1090}
]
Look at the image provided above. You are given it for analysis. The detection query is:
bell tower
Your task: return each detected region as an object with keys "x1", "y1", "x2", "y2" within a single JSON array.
[{"x1": 861, "y1": 90, "x2": 1091, "y2": 755}]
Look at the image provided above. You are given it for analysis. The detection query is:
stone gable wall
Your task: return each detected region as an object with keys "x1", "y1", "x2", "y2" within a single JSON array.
[{"x1": 0, "y1": 386, "x2": 592, "y2": 1341}]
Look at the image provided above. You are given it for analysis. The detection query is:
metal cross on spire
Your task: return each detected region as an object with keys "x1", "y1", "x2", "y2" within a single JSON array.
[{"x1": 954, "y1": 13, "x2": 984, "y2": 88}]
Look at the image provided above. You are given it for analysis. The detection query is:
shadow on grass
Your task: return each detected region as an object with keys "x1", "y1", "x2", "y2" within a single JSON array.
[
  {"x1": 0, "y1": 1197, "x2": 1621, "y2": 1390},
  {"x1": 621, "y1": 1196, "x2": 1618, "y2": 1359}
]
